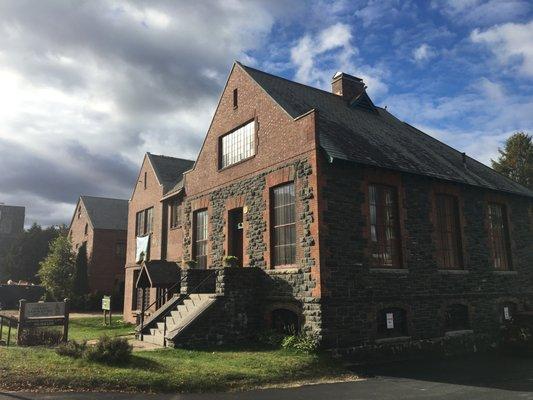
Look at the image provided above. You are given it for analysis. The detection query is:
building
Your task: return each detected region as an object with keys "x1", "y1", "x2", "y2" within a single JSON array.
[
  {"x1": 126, "y1": 62, "x2": 533, "y2": 356},
  {"x1": 0, "y1": 204, "x2": 25, "y2": 279},
  {"x1": 69, "y1": 196, "x2": 128, "y2": 295}
]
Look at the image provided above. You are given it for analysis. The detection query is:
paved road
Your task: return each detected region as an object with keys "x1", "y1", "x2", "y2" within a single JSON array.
[{"x1": 2, "y1": 353, "x2": 533, "y2": 399}]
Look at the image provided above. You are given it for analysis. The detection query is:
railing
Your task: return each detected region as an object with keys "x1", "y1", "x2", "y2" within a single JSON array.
[
  {"x1": 0, "y1": 315, "x2": 19, "y2": 347},
  {"x1": 138, "y1": 268, "x2": 218, "y2": 341}
]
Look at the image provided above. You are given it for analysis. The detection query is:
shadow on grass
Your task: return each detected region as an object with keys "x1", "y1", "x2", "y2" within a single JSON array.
[{"x1": 352, "y1": 352, "x2": 533, "y2": 393}]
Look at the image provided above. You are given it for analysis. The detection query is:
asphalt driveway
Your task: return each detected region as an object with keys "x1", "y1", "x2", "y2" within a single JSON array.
[{"x1": 2, "y1": 353, "x2": 533, "y2": 399}]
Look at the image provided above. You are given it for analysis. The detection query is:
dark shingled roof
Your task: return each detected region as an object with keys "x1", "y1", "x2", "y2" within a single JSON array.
[
  {"x1": 136, "y1": 260, "x2": 180, "y2": 287},
  {"x1": 147, "y1": 153, "x2": 194, "y2": 194},
  {"x1": 80, "y1": 196, "x2": 128, "y2": 231},
  {"x1": 239, "y1": 63, "x2": 533, "y2": 198}
]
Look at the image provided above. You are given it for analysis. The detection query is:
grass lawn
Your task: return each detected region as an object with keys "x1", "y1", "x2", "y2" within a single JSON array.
[{"x1": 0, "y1": 316, "x2": 350, "y2": 393}]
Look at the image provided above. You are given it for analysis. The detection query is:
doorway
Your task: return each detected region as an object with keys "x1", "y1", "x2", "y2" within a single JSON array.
[{"x1": 228, "y1": 208, "x2": 244, "y2": 267}]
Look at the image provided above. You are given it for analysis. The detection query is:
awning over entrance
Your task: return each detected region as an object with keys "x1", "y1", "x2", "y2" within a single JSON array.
[{"x1": 136, "y1": 260, "x2": 180, "y2": 289}]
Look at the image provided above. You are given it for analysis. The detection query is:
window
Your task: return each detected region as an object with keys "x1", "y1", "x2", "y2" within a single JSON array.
[
  {"x1": 77, "y1": 206, "x2": 81, "y2": 219},
  {"x1": 487, "y1": 203, "x2": 512, "y2": 270},
  {"x1": 193, "y1": 209, "x2": 208, "y2": 269},
  {"x1": 144, "y1": 171, "x2": 147, "y2": 190},
  {"x1": 219, "y1": 120, "x2": 255, "y2": 168},
  {"x1": 137, "y1": 287, "x2": 150, "y2": 312},
  {"x1": 369, "y1": 184, "x2": 401, "y2": 268},
  {"x1": 170, "y1": 199, "x2": 181, "y2": 228},
  {"x1": 233, "y1": 88, "x2": 238, "y2": 108},
  {"x1": 377, "y1": 308, "x2": 408, "y2": 338},
  {"x1": 84, "y1": 223, "x2": 88, "y2": 235},
  {"x1": 435, "y1": 194, "x2": 463, "y2": 269},
  {"x1": 115, "y1": 242, "x2": 126, "y2": 258},
  {"x1": 271, "y1": 183, "x2": 296, "y2": 266},
  {"x1": 445, "y1": 304, "x2": 469, "y2": 331},
  {"x1": 136, "y1": 207, "x2": 153, "y2": 237}
]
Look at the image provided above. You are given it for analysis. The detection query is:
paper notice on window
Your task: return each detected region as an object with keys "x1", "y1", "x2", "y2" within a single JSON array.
[
  {"x1": 386, "y1": 312, "x2": 394, "y2": 329},
  {"x1": 504, "y1": 307, "x2": 511, "y2": 320}
]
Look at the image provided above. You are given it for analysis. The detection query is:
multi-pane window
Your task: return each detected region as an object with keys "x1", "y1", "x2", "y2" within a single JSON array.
[
  {"x1": 369, "y1": 184, "x2": 401, "y2": 268},
  {"x1": 193, "y1": 209, "x2": 208, "y2": 269},
  {"x1": 435, "y1": 194, "x2": 463, "y2": 269},
  {"x1": 170, "y1": 199, "x2": 181, "y2": 228},
  {"x1": 136, "y1": 207, "x2": 153, "y2": 237},
  {"x1": 272, "y1": 183, "x2": 296, "y2": 266},
  {"x1": 377, "y1": 308, "x2": 408, "y2": 338},
  {"x1": 220, "y1": 120, "x2": 255, "y2": 168},
  {"x1": 487, "y1": 203, "x2": 512, "y2": 270}
]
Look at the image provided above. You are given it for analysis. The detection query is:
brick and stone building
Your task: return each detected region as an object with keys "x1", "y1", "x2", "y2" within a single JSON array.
[
  {"x1": 0, "y1": 204, "x2": 25, "y2": 279},
  {"x1": 125, "y1": 62, "x2": 533, "y2": 356},
  {"x1": 69, "y1": 196, "x2": 128, "y2": 295}
]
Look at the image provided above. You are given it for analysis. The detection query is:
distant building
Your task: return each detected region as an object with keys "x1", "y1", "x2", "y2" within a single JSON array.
[
  {"x1": 0, "y1": 204, "x2": 25, "y2": 239},
  {"x1": 68, "y1": 196, "x2": 128, "y2": 295}
]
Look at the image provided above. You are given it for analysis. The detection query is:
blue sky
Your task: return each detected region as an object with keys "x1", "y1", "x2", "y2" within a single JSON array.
[{"x1": 0, "y1": 0, "x2": 531, "y2": 225}]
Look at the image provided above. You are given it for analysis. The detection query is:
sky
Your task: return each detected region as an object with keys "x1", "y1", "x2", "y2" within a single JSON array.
[{"x1": 0, "y1": 0, "x2": 532, "y2": 227}]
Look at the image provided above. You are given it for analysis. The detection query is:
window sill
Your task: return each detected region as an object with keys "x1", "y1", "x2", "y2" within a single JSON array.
[
  {"x1": 169, "y1": 226, "x2": 182, "y2": 231},
  {"x1": 370, "y1": 268, "x2": 408, "y2": 274},
  {"x1": 438, "y1": 269, "x2": 469, "y2": 274},
  {"x1": 493, "y1": 270, "x2": 517, "y2": 275},
  {"x1": 375, "y1": 336, "x2": 411, "y2": 344},
  {"x1": 445, "y1": 329, "x2": 473, "y2": 337},
  {"x1": 268, "y1": 265, "x2": 300, "y2": 274}
]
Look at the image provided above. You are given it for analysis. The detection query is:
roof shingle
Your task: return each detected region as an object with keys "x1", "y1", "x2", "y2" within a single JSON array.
[
  {"x1": 80, "y1": 196, "x2": 128, "y2": 231},
  {"x1": 147, "y1": 153, "x2": 194, "y2": 194}
]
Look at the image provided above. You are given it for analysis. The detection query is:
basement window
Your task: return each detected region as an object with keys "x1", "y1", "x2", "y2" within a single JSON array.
[{"x1": 219, "y1": 120, "x2": 255, "y2": 169}]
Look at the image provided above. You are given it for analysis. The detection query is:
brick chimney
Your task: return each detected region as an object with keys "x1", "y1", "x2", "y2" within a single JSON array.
[{"x1": 331, "y1": 72, "x2": 365, "y2": 101}]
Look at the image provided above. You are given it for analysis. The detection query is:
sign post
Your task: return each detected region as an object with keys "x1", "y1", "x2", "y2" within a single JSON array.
[
  {"x1": 102, "y1": 296, "x2": 112, "y2": 326},
  {"x1": 17, "y1": 299, "x2": 69, "y2": 345}
]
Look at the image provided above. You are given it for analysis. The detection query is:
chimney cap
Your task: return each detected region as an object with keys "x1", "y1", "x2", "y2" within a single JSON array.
[{"x1": 332, "y1": 71, "x2": 363, "y2": 82}]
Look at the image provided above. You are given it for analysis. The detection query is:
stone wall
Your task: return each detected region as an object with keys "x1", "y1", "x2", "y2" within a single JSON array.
[
  {"x1": 320, "y1": 161, "x2": 533, "y2": 351},
  {"x1": 180, "y1": 268, "x2": 216, "y2": 294}
]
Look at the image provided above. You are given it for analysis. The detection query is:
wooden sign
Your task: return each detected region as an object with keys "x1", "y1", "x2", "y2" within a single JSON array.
[
  {"x1": 18, "y1": 299, "x2": 69, "y2": 345},
  {"x1": 24, "y1": 302, "x2": 65, "y2": 318}
]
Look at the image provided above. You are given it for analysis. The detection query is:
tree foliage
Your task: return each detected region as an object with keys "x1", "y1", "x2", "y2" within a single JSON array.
[
  {"x1": 492, "y1": 132, "x2": 533, "y2": 189},
  {"x1": 0, "y1": 223, "x2": 66, "y2": 283},
  {"x1": 73, "y1": 242, "x2": 89, "y2": 297},
  {"x1": 38, "y1": 235, "x2": 76, "y2": 301}
]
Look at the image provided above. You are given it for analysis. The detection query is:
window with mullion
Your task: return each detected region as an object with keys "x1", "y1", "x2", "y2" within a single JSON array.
[
  {"x1": 488, "y1": 203, "x2": 512, "y2": 270},
  {"x1": 193, "y1": 209, "x2": 208, "y2": 269},
  {"x1": 272, "y1": 183, "x2": 296, "y2": 266},
  {"x1": 435, "y1": 194, "x2": 463, "y2": 269},
  {"x1": 369, "y1": 184, "x2": 401, "y2": 268},
  {"x1": 136, "y1": 207, "x2": 153, "y2": 236},
  {"x1": 220, "y1": 120, "x2": 255, "y2": 168},
  {"x1": 170, "y1": 199, "x2": 181, "y2": 228}
]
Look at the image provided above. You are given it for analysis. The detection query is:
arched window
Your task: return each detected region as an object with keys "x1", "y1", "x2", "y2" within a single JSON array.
[
  {"x1": 271, "y1": 309, "x2": 300, "y2": 335},
  {"x1": 445, "y1": 304, "x2": 470, "y2": 331},
  {"x1": 377, "y1": 307, "x2": 408, "y2": 338},
  {"x1": 499, "y1": 302, "x2": 517, "y2": 324}
]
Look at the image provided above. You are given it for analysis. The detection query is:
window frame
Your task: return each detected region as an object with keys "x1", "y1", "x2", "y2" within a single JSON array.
[
  {"x1": 218, "y1": 119, "x2": 257, "y2": 170},
  {"x1": 487, "y1": 201, "x2": 513, "y2": 271},
  {"x1": 193, "y1": 209, "x2": 209, "y2": 269},
  {"x1": 270, "y1": 182, "x2": 297, "y2": 268},
  {"x1": 169, "y1": 198, "x2": 181, "y2": 229},
  {"x1": 135, "y1": 207, "x2": 154, "y2": 237},
  {"x1": 434, "y1": 193, "x2": 464, "y2": 269}
]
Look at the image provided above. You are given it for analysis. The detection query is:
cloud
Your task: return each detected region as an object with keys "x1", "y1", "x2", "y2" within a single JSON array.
[
  {"x1": 412, "y1": 44, "x2": 437, "y2": 63},
  {"x1": 433, "y1": 0, "x2": 531, "y2": 26},
  {"x1": 471, "y1": 21, "x2": 533, "y2": 77}
]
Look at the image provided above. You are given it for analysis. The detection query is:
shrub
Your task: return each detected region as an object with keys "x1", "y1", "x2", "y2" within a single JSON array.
[
  {"x1": 19, "y1": 327, "x2": 63, "y2": 346},
  {"x1": 56, "y1": 340, "x2": 87, "y2": 358},
  {"x1": 223, "y1": 255, "x2": 239, "y2": 268},
  {"x1": 84, "y1": 335, "x2": 132, "y2": 364},
  {"x1": 281, "y1": 332, "x2": 320, "y2": 354}
]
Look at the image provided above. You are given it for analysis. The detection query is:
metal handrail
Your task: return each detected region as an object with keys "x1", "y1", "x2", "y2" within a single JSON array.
[
  {"x1": 139, "y1": 268, "x2": 218, "y2": 340},
  {"x1": 0, "y1": 314, "x2": 18, "y2": 347}
]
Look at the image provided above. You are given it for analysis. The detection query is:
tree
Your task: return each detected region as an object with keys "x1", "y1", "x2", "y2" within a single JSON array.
[
  {"x1": 0, "y1": 223, "x2": 66, "y2": 283},
  {"x1": 73, "y1": 242, "x2": 89, "y2": 297},
  {"x1": 492, "y1": 132, "x2": 533, "y2": 189},
  {"x1": 38, "y1": 235, "x2": 76, "y2": 301}
]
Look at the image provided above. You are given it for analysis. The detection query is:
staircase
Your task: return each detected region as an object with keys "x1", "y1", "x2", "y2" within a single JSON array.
[{"x1": 141, "y1": 293, "x2": 218, "y2": 347}]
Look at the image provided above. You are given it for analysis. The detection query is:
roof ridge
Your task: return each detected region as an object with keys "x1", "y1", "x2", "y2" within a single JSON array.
[
  {"x1": 80, "y1": 195, "x2": 128, "y2": 202},
  {"x1": 147, "y1": 153, "x2": 195, "y2": 163}
]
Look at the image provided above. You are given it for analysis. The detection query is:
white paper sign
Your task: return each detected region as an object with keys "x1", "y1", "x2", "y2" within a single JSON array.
[
  {"x1": 24, "y1": 302, "x2": 65, "y2": 318},
  {"x1": 386, "y1": 312, "x2": 394, "y2": 329},
  {"x1": 503, "y1": 306, "x2": 511, "y2": 320}
]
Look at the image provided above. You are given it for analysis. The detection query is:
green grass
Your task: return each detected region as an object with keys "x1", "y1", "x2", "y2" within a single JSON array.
[
  {"x1": 68, "y1": 316, "x2": 134, "y2": 341},
  {"x1": 0, "y1": 346, "x2": 347, "y2": 393}
]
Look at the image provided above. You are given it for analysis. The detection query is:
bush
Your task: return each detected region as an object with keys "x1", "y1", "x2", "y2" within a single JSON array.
[
  {"x1": 19, "y1": 327, "x2": 63, "y2": 346},
  {"x1": 84, "y1": 335, "x2": 132, "y2": 364},
  {"x1": 281, "y1": 332, "x2": 320, "y2": 354},
  {"x1": 56, "y1": 340, "x2": 87, "y2": 358},
  {"x1": 223, "y1": 255, "x2": 239, "y2": 267}
]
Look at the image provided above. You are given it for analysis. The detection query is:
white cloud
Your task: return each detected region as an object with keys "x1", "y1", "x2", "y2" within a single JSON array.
[
  {"x1": 290, "y1": 23, "x2": 388, "y2": 98},
  {"x1": 412, "y1": 44, "x2": 437, "y2": 63},
  {"x1": 471, "y1": 21, "x2": 533, "y2": 77},
  {"x1": 433, "y1": 0, "x2": 531, "y2": 26},
  {"x1": 478, "y1": 77, "x2": 505, "y2": 102}
]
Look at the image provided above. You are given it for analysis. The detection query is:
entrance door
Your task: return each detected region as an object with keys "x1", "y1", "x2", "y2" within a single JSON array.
[{"x1": 228, "y1": 208, "x2": 244, "y2": 267}]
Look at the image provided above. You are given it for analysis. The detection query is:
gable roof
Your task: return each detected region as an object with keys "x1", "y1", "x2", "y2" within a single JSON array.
[
  {"x1": 146, "y1": 153, "x2": 195, "y2": 194},
  {"x1": 238, "y1": 63, "x2": 533, "y2": 198},
  {"x1": 80, "y1": 196, "x2": 128, "y2": 231}
]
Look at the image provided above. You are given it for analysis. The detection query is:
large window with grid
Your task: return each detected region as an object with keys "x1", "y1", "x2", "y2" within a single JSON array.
[
  {"x1": 488, "y1": 203, "x2": 512, "y2": 270},
  {"x1": 435, "y1": 194, "x2": 463, "y2": 269},
  {"x1": 170, "y1": 199, "x2": 181, "y2": 228},
  {"x1": 219, "y1": 120, "x2": 255, "y2": 168},
  {"x1": 369, "y1": 184, "x2": 401, "y2": 268},
  {"x1": 136, "y1": 207, "x2": 153, "y2": 236},
  {"x1": 271, "y1": 183, "x2": 296, "y2": 266},
  {"x1": 193, "y1": 209, "x2": 208, "y2": 269}
]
